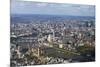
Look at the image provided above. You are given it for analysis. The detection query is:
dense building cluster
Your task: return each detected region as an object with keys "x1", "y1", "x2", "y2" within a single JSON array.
[{"x1": 10, "y1": 15, "x2": 95, "y2": 66}]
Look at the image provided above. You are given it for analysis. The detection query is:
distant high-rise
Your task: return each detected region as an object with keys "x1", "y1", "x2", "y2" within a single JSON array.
[
  {"x1": 52, "y1": 29, "x2": 55, "y2": 41},
  {"x1": 62, "y1": 27, "x2": 67, "y2": 36},
  {"x1": 47, "y1": 34, "x2": 53, "y2": 43}
]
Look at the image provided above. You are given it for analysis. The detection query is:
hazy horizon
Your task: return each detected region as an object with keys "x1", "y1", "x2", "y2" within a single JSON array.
[{"x1": 11, "y1": 0, "x2": 95, "y2": 17}]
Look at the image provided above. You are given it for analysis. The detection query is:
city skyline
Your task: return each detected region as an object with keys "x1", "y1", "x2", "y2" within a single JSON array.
[
  {"x1": 10, "y1": 0, "x2": 95, "y2": 66},
  {"x1": 11, "y1": 0, "x2": 95, "y2": 16}
]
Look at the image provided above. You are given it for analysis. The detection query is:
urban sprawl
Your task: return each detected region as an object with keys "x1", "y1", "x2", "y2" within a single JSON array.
[{"x1": 10, "y1": 15, "x2": 95, "y2": 66}]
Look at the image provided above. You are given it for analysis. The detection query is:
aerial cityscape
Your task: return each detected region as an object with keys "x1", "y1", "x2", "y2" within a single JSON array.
[{"x1": 10, "y1": 0, "x2": 95, "y2": 67}]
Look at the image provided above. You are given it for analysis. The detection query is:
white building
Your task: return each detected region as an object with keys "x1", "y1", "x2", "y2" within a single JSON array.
[{"x1": 47, "y1": 34, "x2": 53, "y2": 43}]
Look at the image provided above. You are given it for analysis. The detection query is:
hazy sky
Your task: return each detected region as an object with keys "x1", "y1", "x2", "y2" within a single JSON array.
[{"x1": 11, "y1": 0, "x2": 95, "y2": 16}]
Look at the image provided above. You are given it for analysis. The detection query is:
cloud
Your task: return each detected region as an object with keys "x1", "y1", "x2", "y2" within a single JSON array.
[{"x1": 36, "y1": 3, "x2": 48, "y2": 7}]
